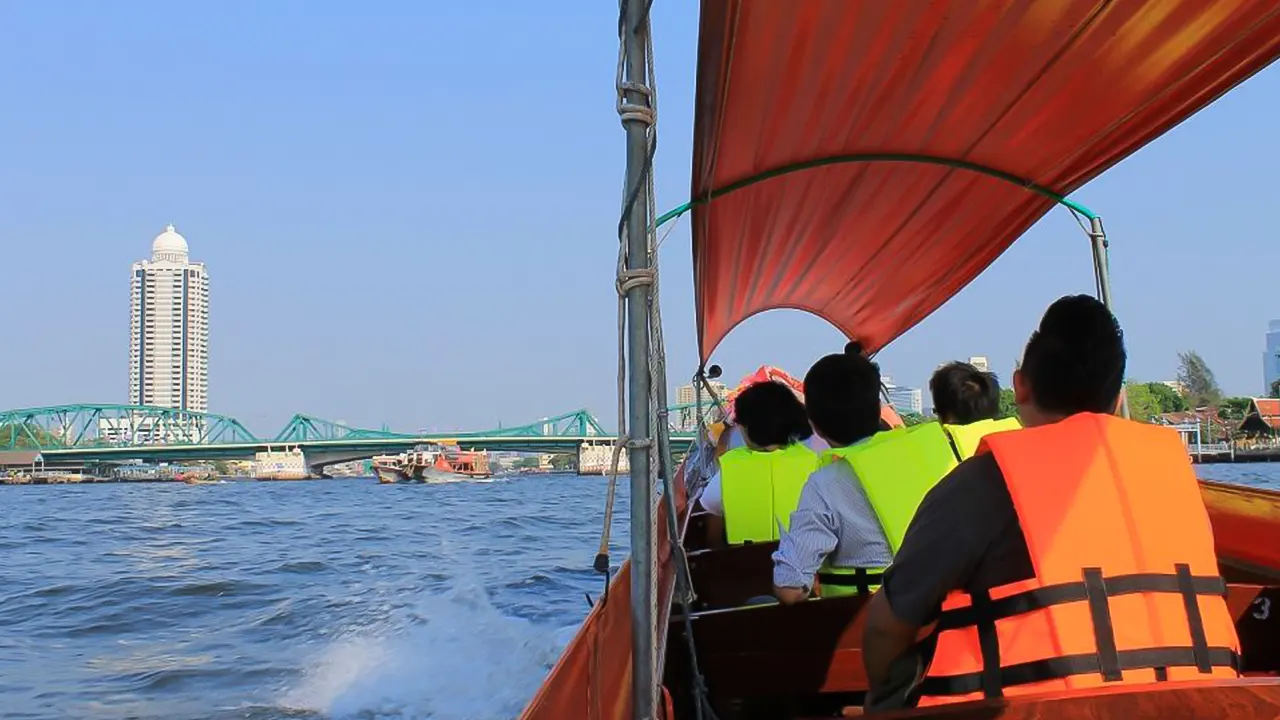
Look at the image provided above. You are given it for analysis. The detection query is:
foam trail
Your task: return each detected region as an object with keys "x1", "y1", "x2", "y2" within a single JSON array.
[{"x1": 281, "y1": 582, "x2": 568, "y2": 719}]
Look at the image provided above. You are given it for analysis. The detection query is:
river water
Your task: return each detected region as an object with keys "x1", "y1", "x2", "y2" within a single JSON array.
[{"x1": 1, "y1": 465, "x2": 1276, "y2": 720}]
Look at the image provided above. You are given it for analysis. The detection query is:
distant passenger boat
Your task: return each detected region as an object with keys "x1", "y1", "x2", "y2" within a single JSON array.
[
  {"x1": 372, "y1": 446, "x2": 491, "y2": 483},
  {"x1": 251, "y1": 447, "x2": 310, "y2": 481}
]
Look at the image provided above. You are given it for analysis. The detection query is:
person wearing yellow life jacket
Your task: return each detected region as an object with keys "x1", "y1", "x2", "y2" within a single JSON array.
[
  {"x1": 772, "y1": 342, "x2": 895, "y2": 604},
  {"x1": 930, "y1": 360, "x2": 1023, "y2": 460},
  {"x1": 861, "y1": 295, "x2": 1240, "y2": 712},
  {"x1": 697, "y1": 381, "x2": 818, "y2": 546}
]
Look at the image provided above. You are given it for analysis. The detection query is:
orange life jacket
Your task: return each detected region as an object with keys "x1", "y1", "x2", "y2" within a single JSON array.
[{"x1": 917, "y1": 413, "x2": 1240, "y2": 706}]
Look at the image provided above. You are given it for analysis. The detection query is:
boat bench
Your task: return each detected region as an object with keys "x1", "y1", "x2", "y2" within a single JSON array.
[{"x1": 686, "y1": 541, "x2": 781, "y2": 610}]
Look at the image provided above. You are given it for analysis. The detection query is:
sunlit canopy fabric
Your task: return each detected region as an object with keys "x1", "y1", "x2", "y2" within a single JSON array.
[{"x1": 690, "y1": 0, "x2": 1280, "y2": 361}]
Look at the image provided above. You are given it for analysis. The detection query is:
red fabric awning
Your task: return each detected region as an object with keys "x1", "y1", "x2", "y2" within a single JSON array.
[{"x1": 690, "y1": 0, "x2": 1280, "y2": 361}]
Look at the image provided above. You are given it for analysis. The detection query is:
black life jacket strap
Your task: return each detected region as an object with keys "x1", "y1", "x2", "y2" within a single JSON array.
[
  {"x1": 1175, "y1": 563, "x2": 1214, "y2": 673},
  {"x1": 1082, "y1": 568, "x2": 1123, "y2": 681},
  {"x1": 970, "y1": 589, "x2": 1003, "y2": 699},
  {"x1": 816, "y1": 567, "x2": 883, "y2": 595},
  {"x1": 936, "y1": 571, "x2": 1227, "y2": 631},
  {"x1": 918, "y1": 646, "x2": 1240, "y2": 697}
]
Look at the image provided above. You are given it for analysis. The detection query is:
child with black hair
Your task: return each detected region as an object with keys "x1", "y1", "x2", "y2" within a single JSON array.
[{"x1": 772, "y1": 342, "x2": 895, "y2": 604}]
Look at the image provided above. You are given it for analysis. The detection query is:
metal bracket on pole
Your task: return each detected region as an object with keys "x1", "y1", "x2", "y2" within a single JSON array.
[
  {"x1": 1089, "y1": 216, "x2": 1130, "y2": 420},
  {"x1": 697, "y1": 365, "x2": 727, "y2": 416},
  {"x1": 693, "y1": 369, "x2": 706, "y2": 432}
]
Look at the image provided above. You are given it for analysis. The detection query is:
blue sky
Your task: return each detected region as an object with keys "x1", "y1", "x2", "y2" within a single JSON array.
[{"x1": 2, "y1": 2, "x2": 1278, "y2": 434}]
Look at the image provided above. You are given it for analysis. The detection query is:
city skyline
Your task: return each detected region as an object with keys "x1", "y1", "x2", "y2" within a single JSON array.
[
  {"x1": 130, "y1": 224, "x2": 209, "y2": 412},
  {"x1": 1, "y1": 4, "x2": 1279, "y2": 432}
]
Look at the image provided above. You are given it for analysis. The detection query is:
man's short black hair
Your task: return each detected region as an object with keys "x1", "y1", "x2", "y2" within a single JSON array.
[
  {"x1": 803, "y1": 342, "x2": 883, "y2": 446},
  {"x1": 930, "y1": 362, "x2": 1000, "y2": 424},
  {"x1": 733, "y1": 380, "x2": 812, "y2": 447},
  {"x1": 1020, "y1": 294, "x2": 1126, "y2": 416}
]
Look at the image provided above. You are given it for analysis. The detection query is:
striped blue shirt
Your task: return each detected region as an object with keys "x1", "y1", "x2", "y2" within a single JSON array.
[{"x1": 772, "y1": 453, "x2": 893, "y2": 590}]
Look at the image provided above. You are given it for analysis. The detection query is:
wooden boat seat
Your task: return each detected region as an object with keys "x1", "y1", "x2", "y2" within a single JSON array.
[
  {"x1": 666, "y1": 584, "x2": 1280, "y2": 719},
  {"x1": 685, "y1": 510, "x2": 712, "y2": 550},
  {"x1": 687, "y1": 540, "x2": 780, "y2": 610}
]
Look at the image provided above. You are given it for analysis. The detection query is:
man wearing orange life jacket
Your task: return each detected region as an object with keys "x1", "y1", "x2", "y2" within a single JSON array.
[{"x1": 861, "y1": 295, "x2": 1240, "y2": 711}]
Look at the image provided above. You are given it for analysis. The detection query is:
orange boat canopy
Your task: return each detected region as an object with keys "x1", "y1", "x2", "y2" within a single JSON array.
[{"x1": 685, "y1": 0, "x2": 1280, "y2": 362}]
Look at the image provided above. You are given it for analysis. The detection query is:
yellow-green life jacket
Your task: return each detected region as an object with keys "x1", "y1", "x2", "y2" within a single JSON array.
[
  {"x1": 942, "y1": 416, "x2": 1023, "y2": 460},
  {"x1": 816, "y1": 423, "x2": 959, "y2": 596},
  {"x1": 719, "y1": 443, "x2": 819, "y2": 544}
]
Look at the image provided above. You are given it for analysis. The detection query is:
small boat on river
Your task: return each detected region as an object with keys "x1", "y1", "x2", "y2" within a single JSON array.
[
  {"x1": 373, "y1": 445, "x2": 492, "y2": 483},
  {"x1": 523, "y1": 2, "x2": 1280, "y2": 719}
]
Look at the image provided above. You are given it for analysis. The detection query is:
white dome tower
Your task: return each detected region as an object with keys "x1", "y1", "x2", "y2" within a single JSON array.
[
  {"x1": 151, "y1": 223, "x2": 189, "y2": 262},
  {"x1": 131, "y1": 222, "x2": 209, "y2": 414}
]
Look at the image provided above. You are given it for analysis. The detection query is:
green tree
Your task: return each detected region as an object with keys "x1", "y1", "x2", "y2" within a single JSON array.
[
  {"x1": 899, "y1": 411, "x2": 927, "y2": 427},
  {"x1": 997, "y1": 388, "x2": 1018, "y2": 419},
  {"x1": 1176, "y1": 350, "x2": 1223, "y2": 408},
  {"x1": 549, "y1": 453, "x2": 576, "y2": 471},
  {"x1": 0, "y1": 423, "x2": 57, "y2": 449},
  {"x1": 1124, "y1": 382, "x2": 1159, "y2": 422},
  {"x1": 1218, "y1": 396, "x2": 1253, "y2": 425},
  {"x1": 1144, "y1": 382, "x2": 1188, "y2": 414},
  {"x1": 1271, "y1": 379, "x2": 1280, "y2": 399}
]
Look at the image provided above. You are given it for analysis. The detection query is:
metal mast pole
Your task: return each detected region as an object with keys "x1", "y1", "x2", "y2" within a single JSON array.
[
  {"x1": 621, "y1": 0, "x2": 655, "y2": 716},
  {"x1": 1089, "y1": 215, "x2": 1130, "y2": 419}
]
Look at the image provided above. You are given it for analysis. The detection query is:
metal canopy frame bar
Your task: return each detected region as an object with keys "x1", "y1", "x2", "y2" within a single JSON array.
[{"x1": 656, "y1": 152, "x2": 1098, "y2": 227}]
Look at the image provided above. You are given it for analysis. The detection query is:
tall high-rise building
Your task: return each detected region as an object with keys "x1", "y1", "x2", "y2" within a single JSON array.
[
  {"x1": 968, "y1": 356, "x2": 990, "y2": 372},
  {"x1": 1265, "y1": 321, "x2": 1280, "y2": 396},
  {"x1": 881, "y1": 376, "x2": 924, "y2": 416},
  {"x1": 130, "y1": 224, "x2": 209, "y2": 412},
  {"x1": 674, "y1": 380, "x2": 727, "y2": 430}
]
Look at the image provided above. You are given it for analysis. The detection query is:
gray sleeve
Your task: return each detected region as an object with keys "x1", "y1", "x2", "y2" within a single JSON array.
[
  {"x1": 881, "y1": 454, "x2": 1008, "y2": 625},
  {"x1": 772, "y1": 467, "x2": 841, "y2": 589}
]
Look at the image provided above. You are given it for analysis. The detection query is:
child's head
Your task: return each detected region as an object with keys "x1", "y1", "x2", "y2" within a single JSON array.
[{"x1": 732, "y1": 381, "x2": 812, "y2": 448}]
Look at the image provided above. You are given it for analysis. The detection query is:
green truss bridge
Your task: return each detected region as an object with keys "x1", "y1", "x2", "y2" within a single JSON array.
[{"x1": 0, "y1": 403, "x2": 703, "y2": 474}]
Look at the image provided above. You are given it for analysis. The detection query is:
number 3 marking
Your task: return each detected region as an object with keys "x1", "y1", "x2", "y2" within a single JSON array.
[{"x1": 1253, "y1": 597, "x2": 1271, "y2": 621}]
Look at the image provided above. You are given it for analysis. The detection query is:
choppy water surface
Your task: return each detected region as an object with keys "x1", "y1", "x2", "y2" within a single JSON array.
[
  {"x1": 1, "y1": 475, "x2": 629, "y2": 720},
  {"x1": 2, "y1": 466, "x2": 1276, "y2": 719}
]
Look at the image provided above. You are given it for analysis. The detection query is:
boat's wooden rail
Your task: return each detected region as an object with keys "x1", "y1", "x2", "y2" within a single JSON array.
[{"x1": 1203, "y1": 481, "x2": 1280, "y2": 581}]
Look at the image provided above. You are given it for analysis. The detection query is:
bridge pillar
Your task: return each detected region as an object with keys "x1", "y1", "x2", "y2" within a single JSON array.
[{"x1": 304, "y1": 449, "x2": 389, "y2": 477}]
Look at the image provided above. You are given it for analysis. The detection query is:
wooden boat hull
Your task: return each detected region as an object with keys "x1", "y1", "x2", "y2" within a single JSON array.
[
  {"x1": 521, "y1": 479, "x2": 1280, "y2": 720},
  {"x1": 1202, "y1": 482, "x2": 1280, "y2": 582}
]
